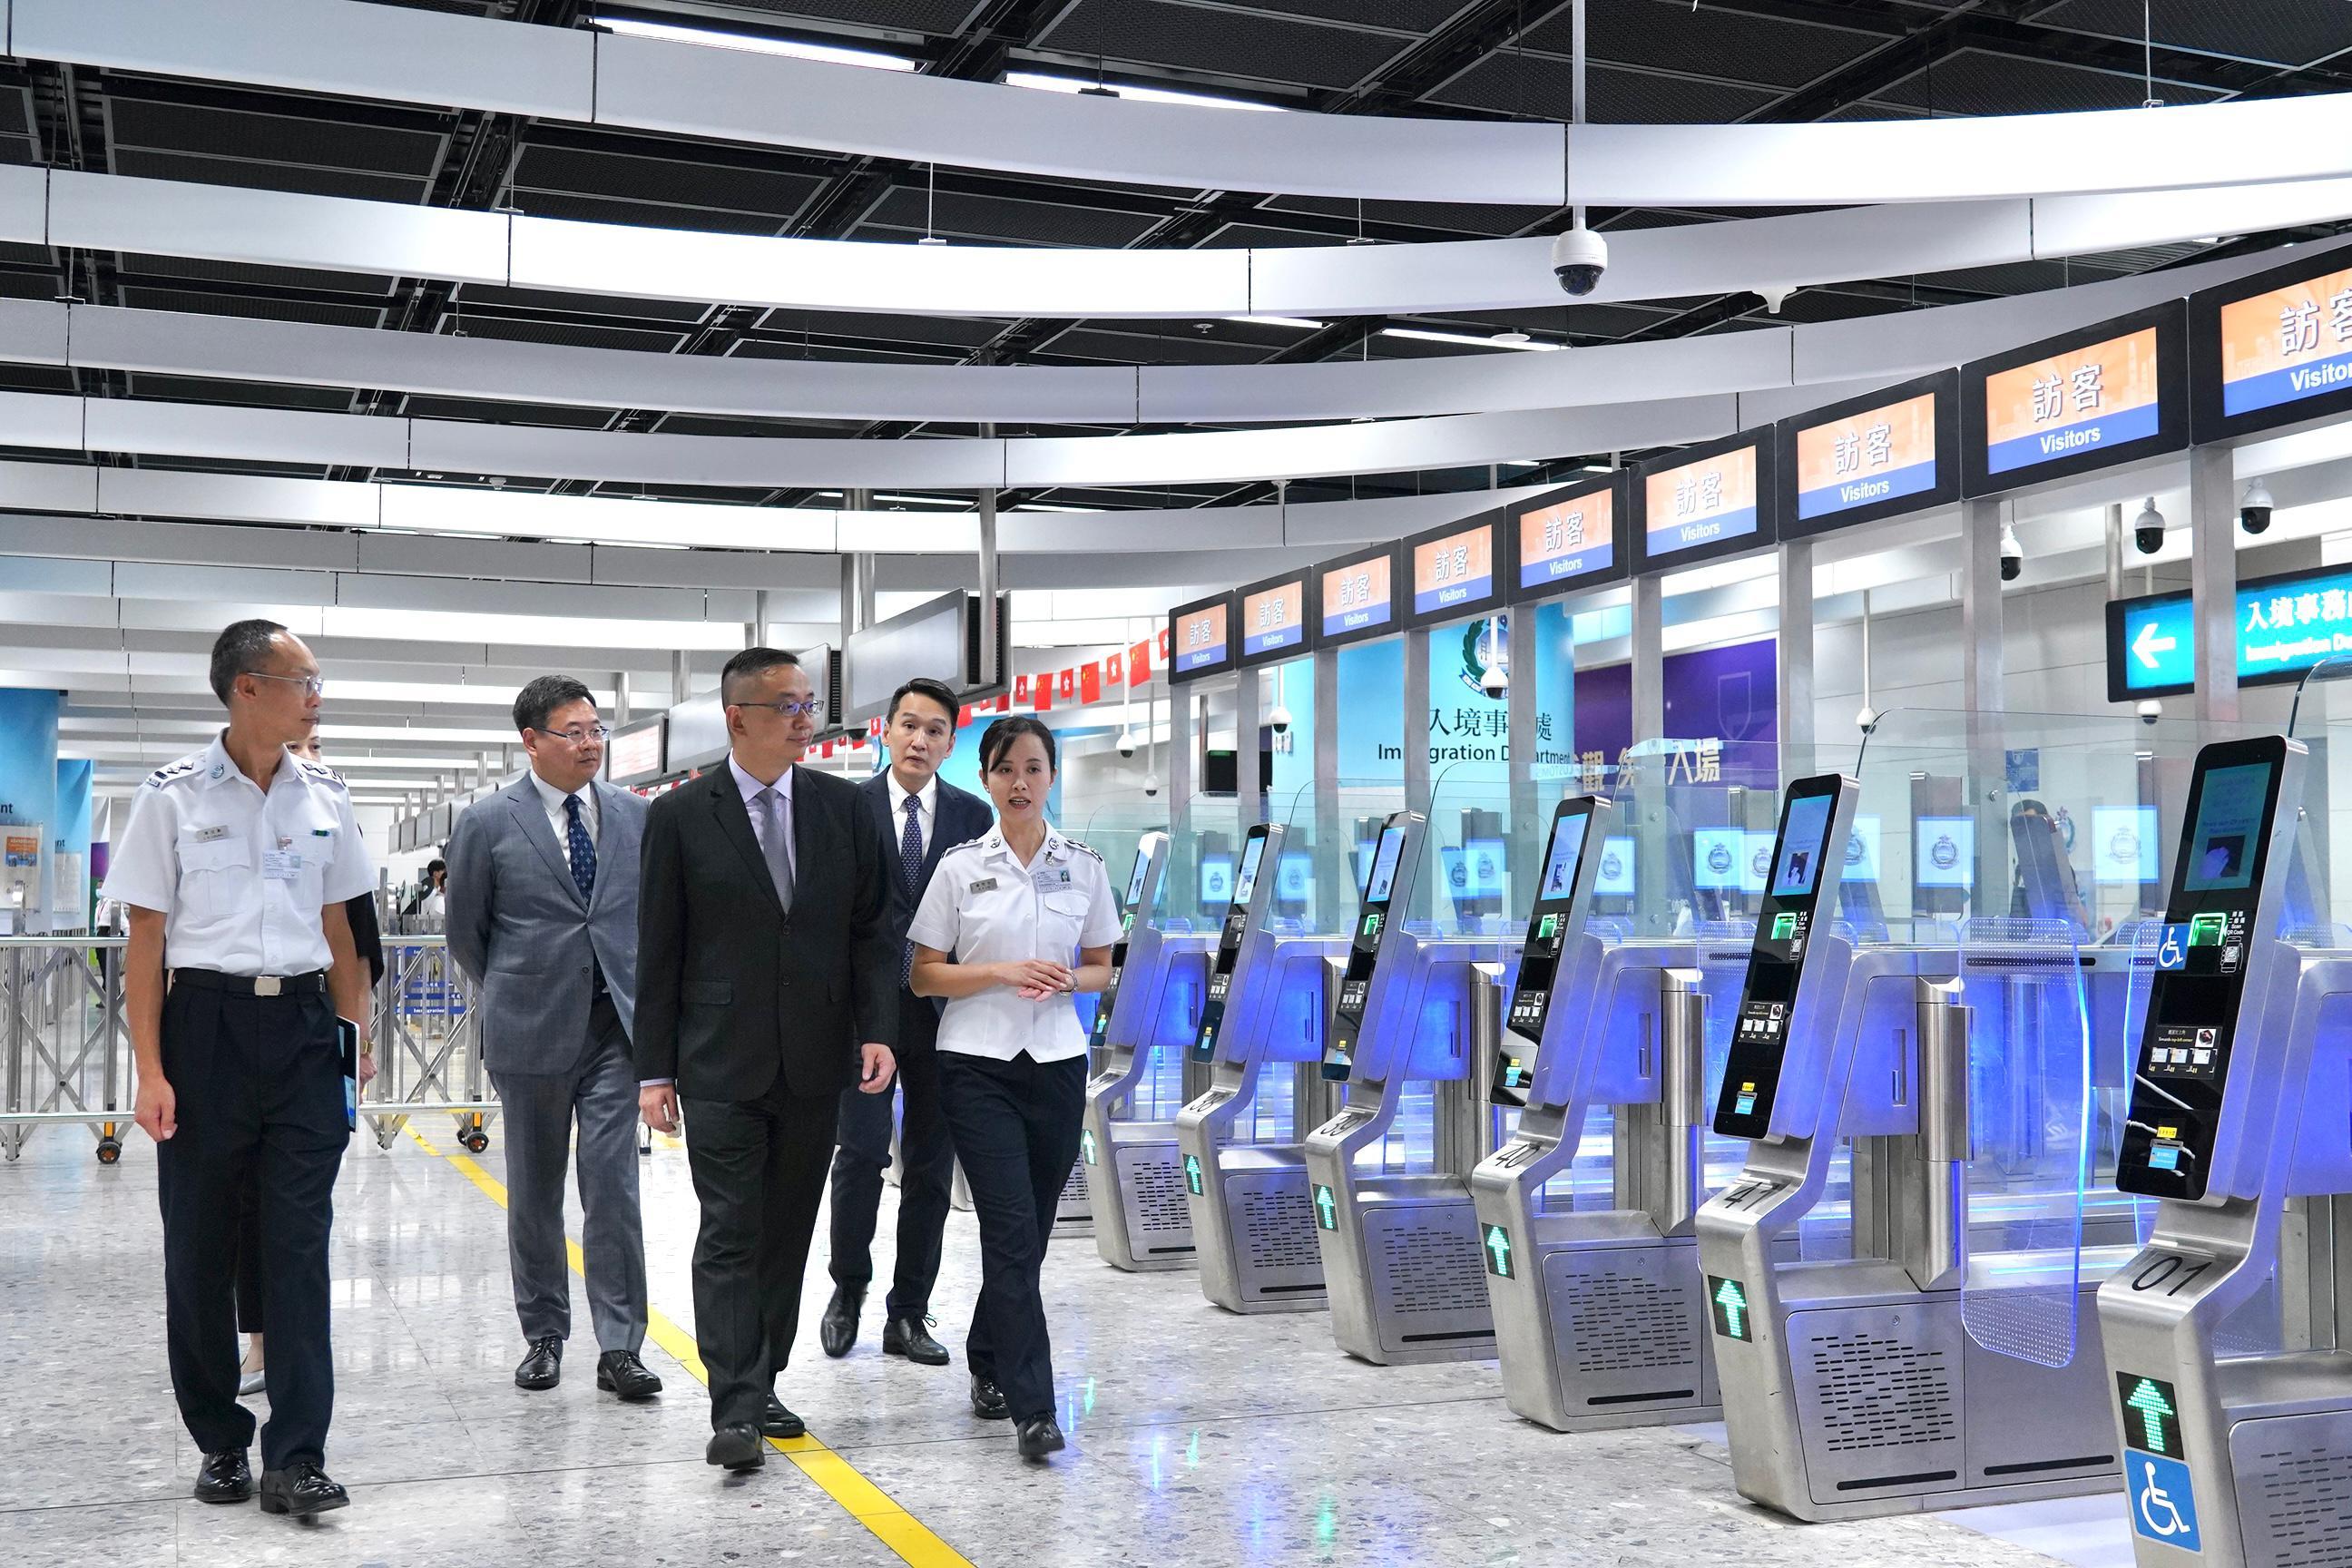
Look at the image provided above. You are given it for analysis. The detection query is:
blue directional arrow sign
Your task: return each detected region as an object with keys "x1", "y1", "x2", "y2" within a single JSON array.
[
  {"x1": 1313, "y1": 1183, "x2": 1338, "y2": 1230},
  {"x1": 1481, "y1": 1223, "x2": 1514, "y2": 1279}
]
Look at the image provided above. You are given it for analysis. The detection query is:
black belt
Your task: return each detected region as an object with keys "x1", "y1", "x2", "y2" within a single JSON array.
[{"x1": 171, "y1": 968, "x2": 327, "y2": 997}]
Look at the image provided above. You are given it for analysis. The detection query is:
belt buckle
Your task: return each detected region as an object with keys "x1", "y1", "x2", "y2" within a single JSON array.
[{"x1": 254, "y1": 976, "x2": 282, "y2": 997}]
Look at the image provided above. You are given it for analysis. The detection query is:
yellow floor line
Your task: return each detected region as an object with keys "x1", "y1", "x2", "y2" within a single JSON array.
[{"x1": 406, "y1": 1126, "x2": 972, "y2": 1567}]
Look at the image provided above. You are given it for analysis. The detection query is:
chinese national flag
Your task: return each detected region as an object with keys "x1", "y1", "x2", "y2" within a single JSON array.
[
  {"x1": 1129, "y1": 640, "x2": 1152, "y2": 684},
  {"x1": 1057, "y1": 668, "x2": 1076, "y2": 701},
  {"x1": 1106, "y1": 651, "x2": 1124, "y2": 687},
  {"x1": 1080, "y1": 662, "x2": 1102, "y2": 704},
  {"x1": 1013, "y1": 673, "x2": 1030, "y2": 705},
  {"x1": 1034, "y1": 677, "x2": 1053, "y2": 712},
  {"x1": 957, "y1": 704, "x2": 973, "y2": 728},
  {"x1": 818, "y1": 740, "x2": 834, "y2": 759}
]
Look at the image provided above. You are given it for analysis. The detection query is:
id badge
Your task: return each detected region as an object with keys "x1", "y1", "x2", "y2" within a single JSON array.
[{"x1": 261, "y1": 849, "x2": 302, "y2": 882}]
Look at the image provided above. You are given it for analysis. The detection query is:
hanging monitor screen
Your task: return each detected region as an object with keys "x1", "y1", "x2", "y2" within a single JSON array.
[
  {"x1": 2193, "y1": 240, "x2": 2352, "y2": 440},
  {"x1": 1170, "y1": 595, "x2": 1233, "y2": 681},
  {"x1": 1779, "y1": 371, "x2": 1957, "y2": 538},
  {"x1": 1513, "y1": 479, "x2": 1621, "y2": 597},
  {"x1": 1963, "y1": 300, "x2": 2186, "y2": 494},
  {"x1": 1318, "y1": 546, "x2": 1396, "y2": 645},
  {"x1": 1639, "y1": 438, "x2": 1769, "y2": 570},
  {"x1": 1408, "y1": 520, "x2": 1501, "y2": 624},
  {"x1": 1239, "y1": 574, "x2": 1308, "y2": 663}
]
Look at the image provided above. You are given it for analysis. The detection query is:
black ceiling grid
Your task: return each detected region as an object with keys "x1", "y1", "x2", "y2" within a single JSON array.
[{"x1": 0, "y1": 0, "x2": 2344, "y2": 519}]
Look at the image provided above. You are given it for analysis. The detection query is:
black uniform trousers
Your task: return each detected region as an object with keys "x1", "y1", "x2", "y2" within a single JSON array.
[
  {"x1": 156, "y1": 983, "x2": 347, "y2": 1470},
  {"x1": 938, "y1": 1050, "x2": 1086, "y2": 1425},
  {"x1": 680, "y1": 1077, "x2": 838, "y2": 1431},
  {"x1": 828, "y1": 997, "x2": 953, "y2": 1318}
]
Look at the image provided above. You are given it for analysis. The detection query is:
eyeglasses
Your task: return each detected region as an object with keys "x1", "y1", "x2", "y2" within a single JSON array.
[
  {"x1": 536, "y1": 725, "x2": 612, "y2": 747},
  {"x1": 735, "y1": 699, "x2": 823, "y2": 720},
  {"x1": 244, "y1": 670, "x2": 326, "y2": 698}
]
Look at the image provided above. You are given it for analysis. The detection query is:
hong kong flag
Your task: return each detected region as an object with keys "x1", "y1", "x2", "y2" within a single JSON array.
[
  {"x1": 1105, "y1": 651, "x2": 1125, "y2": 686},
  {"x1": 1013, "y1": 673, "x2": 1030, "y2": 705},
  {"x1": 1057, "y1": 668, "x2": 1077, "y2": 702},
  {"x1": 1157, "y1": 626, "x2": 1172, "y2": 659}
]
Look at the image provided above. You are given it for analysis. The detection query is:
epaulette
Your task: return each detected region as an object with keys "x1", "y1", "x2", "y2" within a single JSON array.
[
  {"x1": 1062, "y1": 838, "x2": 1103, "y2": 863},
  {"x1": 295, "y1": 759, "x2": 349, "y2": 791},
  {"x1": 144, "y1": 759, "x2": 201, "y2": 789}
]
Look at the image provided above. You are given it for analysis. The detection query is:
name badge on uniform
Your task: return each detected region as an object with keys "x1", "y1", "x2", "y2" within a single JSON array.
[
  {"x1": 968, "y1": 877, "x2": 998, "y2": 895},
  {"x1": 261, "y1": 849, "x2": 303, "y2": 882},
  {"x1": 192, "y1": 824, "x2": 230, "y2": 844}
]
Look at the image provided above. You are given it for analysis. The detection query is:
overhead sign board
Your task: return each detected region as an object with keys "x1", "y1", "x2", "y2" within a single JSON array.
[
  {"x1": 1169, "y1": 592, "x2": 1235, "y2": 682},
  {"x1": 2105, "y1": 560, "x2": 2352, "y2": 701},
  {"x1": 1634, "y1": 432, "x2": 1775, "y2": 572},
  {"x1": 1962, "y1": 299, "x2": 2187, "y2": 495},
  {"x1": 1405, "y1": 514, "x2": 1506, "y2": 628},
  {"x1": 1316, "y1": 542, "x2": 1399, "y2": 649},
  {"x1": 1507, "y1": 475, "x2": 1626, "y2": 602},
  {"x1": 1237, "y1": 570, "x2": 1309, "y2": 666},
  {"x1": 2191, "y1": 237, "x2": 2352, "y2": 442},
  {"x1": 1776, "y1": 370, "x2": 1959, "y2": 538}
]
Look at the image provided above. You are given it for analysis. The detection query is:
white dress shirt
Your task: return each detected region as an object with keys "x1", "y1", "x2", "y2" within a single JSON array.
[
  {"x1": 886, "y1": 769, "x2": 937, "y2": 861},
  {"x1": 907, "y1": 824, "x2": 1122, "y2": 1063},
  {"x1": 529, "y1": 769, "x2": 599, "y2": 871},
  {"x1": 100, "y1": 731, "x2": 375, "y2": 976}
]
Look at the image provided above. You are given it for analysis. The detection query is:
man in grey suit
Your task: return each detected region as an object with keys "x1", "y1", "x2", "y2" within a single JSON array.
[{"x1": 446, "y1": 675, "x2": 662, "y2": 1400}]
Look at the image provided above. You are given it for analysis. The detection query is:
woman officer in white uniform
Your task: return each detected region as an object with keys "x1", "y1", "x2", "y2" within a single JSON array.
[{"x1": 907, "y1": 716, "x2": 1119, "y2": 1462}]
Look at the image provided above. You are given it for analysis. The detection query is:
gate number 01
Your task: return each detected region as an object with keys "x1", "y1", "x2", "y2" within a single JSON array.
[{"x1": 2131, "y1": 1255, "x2": 2214, "y2": 1296}]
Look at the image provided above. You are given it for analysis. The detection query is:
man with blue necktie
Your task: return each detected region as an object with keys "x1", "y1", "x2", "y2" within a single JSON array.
[{"x1": 446, "y1": 675, "x2": 662, "y2": 1402}]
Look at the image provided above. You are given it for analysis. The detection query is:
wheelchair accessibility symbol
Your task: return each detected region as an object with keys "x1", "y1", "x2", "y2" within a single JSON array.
[
  {"x1": 2131, "y1": 1453, "x2": 2200, "y2": 1553},
  {"x1": 2156, "y1": 924, "x2": 2190, "y2": 972}
]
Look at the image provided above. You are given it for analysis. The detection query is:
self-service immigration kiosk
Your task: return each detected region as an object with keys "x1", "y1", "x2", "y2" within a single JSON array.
[
  {"x1": 2096, "y1": 737, "x2": 2352, "y2": 1568},
  {"x1": 1080, "y1": 833, "x2": 1220, "y2": 1270},
  {"x1": 1695, "y1": 771, "x2": 2128, "y2": 1520},
  {"x1": 1472, "y1": 796, "x2": 1740, "y2": 1431},
  {"x1": 1174, "y1": 820, "x2": 1347, "y2": 1312},
  {"x1": 1301, "y1": 808, "x2": 1516, "y2": 1364}
]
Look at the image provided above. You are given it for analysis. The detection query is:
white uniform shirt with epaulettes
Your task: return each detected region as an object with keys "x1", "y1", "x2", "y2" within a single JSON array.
[
  {"x1": 907, "y1": 823, "x2": 1123, "y2": 1063},
  {"x1": 100, "y1": 732, "x2": 375, "y2": 978}
]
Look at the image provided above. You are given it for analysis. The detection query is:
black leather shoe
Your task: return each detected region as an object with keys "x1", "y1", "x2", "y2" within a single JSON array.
[
  {"x1": 705, "y1": 1423, "x2": 765, "y2": 1472},
  {"x1": 968, "y1": 1374, "x2": 1009, "y2": 1421},
  {"x1": 881, "y1": 1314, "x2": 950, "y2": 1367},
  {"x1": 595, "y1": 1350, "x2": 663, "y2": 1401},
  {"x1": 818, "y1": 1286, "x2": 862, "y2": 1358},
  {"x1": 514, "y1": 1336, "x2": 562, "y2": 1391},
  {"x1": 193, "y1": 1449, "x2": 253, "y2": 1504},
  {"x1": 1016, "y1": 1416, "x2": 1066, "y2": 1460},
  {"x1": 760, "y1": 1395, "x2": 805, "y2": 1439},
  {"x1": 258, "y1": 1461, "x2": 348, "y2": 1517}
]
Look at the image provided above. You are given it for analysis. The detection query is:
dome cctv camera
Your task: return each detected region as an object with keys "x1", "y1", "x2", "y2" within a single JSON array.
[
  {"x1": 2136, "y1": 698, "x2": 2163, "y2": 725},
  {"x1": 1142, "y1": 772, "x2": 1161, "y2": 798},
  {"x1": 1266, "y1": 703, "x2": 1293, "y2": 736},
  {"x1": 1550, "y1": 228, "x2": 1608, "y2": 297},
  {"x1": 1479, "y1": 663, "x2": 1509, "y2": 697},
  {"x1": 1999, "y1": 523, "x2": 2023, "y2": 583},
  {"x1": 1856, "y1": 706, "x2": 1880, "y2": 735},
  {"x1": 2241, "y1": 477, "x2": 2276, "y2": 534},
  {"x1": 2133, "y1": 496, "x2": 2166, "y2": 555},
  {"x1": 1114, "y1": 729, "x2": 1137, "y2": 759}
]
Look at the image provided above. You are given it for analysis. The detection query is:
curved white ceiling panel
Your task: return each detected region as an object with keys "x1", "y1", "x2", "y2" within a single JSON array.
[
  {"x1": 42, "y1": 168, "x2": 2352, "y2": 323},
  {"x1": 24, "y1": 0, "x2": 2352, "y2": 209},
  {"x1": 5, "y1": 247, "x2": 2292, "y2": 432}
]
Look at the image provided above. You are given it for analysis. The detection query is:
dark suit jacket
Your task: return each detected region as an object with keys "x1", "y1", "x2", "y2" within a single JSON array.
[
  {"x1": 634, "y1": 760, "x2": 896, "y2": 1102},
  {"x1": 860, "y1": 770, "x2": 992, "y2": 1034}
]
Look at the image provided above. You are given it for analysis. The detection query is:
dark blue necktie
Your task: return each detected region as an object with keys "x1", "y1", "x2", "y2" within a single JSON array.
[
  {"x1": 900, "y1": 795, "x2": 923, "y2": 985},
  {"x1": 564, "y1": 793, "x2": 596, "y2": 902}
]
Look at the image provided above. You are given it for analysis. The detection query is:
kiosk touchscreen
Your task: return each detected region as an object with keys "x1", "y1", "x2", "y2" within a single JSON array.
[
  {"x1": 2115, "y1": 740, "x2": 2294, "y2": 1201},
  {"x1": 1192, "y1": 827, "x2": 1275, "y2": 1065},
  {"x1": 1088, "y1": 836, "x2": 1172, "y2": 1054},
  {"x1": 1324, "y1": 816, "x2": 1417, "y2": 1082},
  {"x1": 1714, "y1": 777, "x2": 1854, "y2": 1140},
  {"x1": 1493, "y1": 799, "x2": 1602, "y2": 1106}
]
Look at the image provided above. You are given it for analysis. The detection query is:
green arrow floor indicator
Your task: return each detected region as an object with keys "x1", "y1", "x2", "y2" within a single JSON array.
[
  {"x1": 1313, "y1": 1183, "x2": 1338, "y2": 1230},
  {"x1": 2118, "y1": 1373, "x2": 2184, "y2": 1458},
  {"x1": 1709, "y1": 1275, "x2": 1751, "y2": 1340},
  {"x1": 1482, "y1": 1223, "x2": 1514, "y2": 1278},
  {"x1": 1080, "y1": 1128, "x2": 1097, "y2": 1165},
  {"x1": 1183, "y1": 1152, "x2": 1204, "y2": 1195}
]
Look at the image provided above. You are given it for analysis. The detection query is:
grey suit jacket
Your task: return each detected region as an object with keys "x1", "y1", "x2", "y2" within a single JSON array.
[{"x1": 446, "y1": 774, "x2": 648, "y2": 1075}]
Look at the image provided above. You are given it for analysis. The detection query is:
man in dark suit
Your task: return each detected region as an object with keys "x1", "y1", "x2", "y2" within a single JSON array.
[
  {"x1": 446, "y1": 676, "x2": 660, "y2": 1401},
  {"x1": 820, "y1": 677, "x2": 992, "y2": 1366},
  {"x1": 635, "y1": 647, "x2": 897, "y2": 1472}
]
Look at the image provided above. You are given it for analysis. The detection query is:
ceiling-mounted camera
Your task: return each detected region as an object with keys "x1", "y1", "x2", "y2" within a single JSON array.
[
  {"x1": 1550, "y1": 228, "x2": 1608, "y2": 297},
  {"x1": 2133, "y1": 496, "x2": 2166, "y2": 555},
  {"x1": 1999, "y1": 523, "x2": 2023, "y2": 583},
  {"x1": 2241, "y1": 477, "x2": 2275, "y2": 534},
  {"x1": 1265, "y1": 702, "x2": 1293, "y2": 736}
]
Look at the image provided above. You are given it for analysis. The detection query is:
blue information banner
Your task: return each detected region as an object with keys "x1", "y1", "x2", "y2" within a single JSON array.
[{"x1": 2112, "y1": 565, "x2": 2352, "y2": 698}]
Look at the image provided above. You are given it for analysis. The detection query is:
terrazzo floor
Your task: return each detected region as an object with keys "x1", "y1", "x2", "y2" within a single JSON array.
[{"x1": 0, "y1": 1116, "x2": 2141, "y2": 1566}]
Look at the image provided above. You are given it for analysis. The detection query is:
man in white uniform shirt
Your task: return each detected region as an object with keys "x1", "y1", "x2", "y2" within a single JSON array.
[{"x1": 103, "y1": 620, "x2": 376, "y2": 1519}]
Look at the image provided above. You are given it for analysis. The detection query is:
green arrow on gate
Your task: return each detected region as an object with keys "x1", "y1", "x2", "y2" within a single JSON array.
[
  {"x1": 1483, "y1": 1223, "x2": 1514, "y2": 1278},
  {"x1": 1314, "y1": 1183, "x2": 1338, "y2": 1230},
  {"x1": 2126, "y1": 1377, "x2": 2178, "y2": 1455},
  {"x1": 1714, "y1": 1277, "x2": 1749, "y2": 1339},
  {"x1": 1080, "y1": 1129, "x2": 1097, "y2": 1166},
  {"x1": 1183, "y1": 1152, "x2": 1204, "y2": 1195}
]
